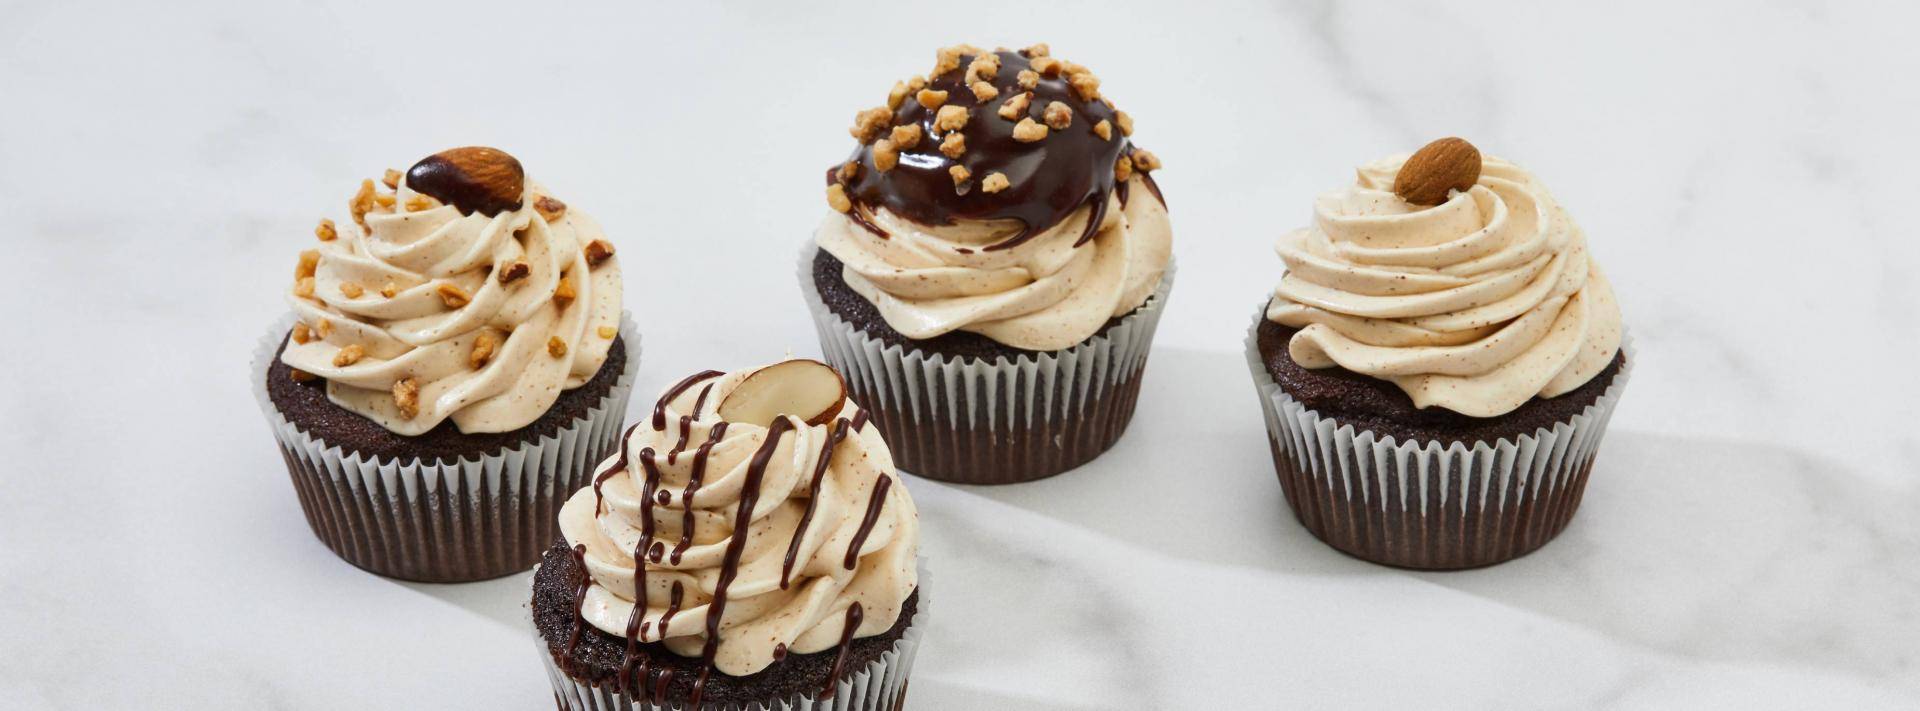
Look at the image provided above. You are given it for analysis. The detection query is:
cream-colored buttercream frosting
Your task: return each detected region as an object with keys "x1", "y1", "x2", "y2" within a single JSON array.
[
  {"x1": 1266, "y1": 155, "x2": 1623, "y2": 417},
  {"x1": 558, "y1": 366, "x2": 919, "y2": 677},
  {"x1": 280, "y1": 179, "x2": 622, "y2": 435},
  {"x1": 815, "y1": 176, "x2": 1171, "y2": 352}
]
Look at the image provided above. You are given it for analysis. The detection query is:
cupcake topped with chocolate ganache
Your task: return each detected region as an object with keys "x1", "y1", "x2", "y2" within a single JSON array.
[{"x1": 817, "y1": 43, "x2": 1172, "y2": 353}]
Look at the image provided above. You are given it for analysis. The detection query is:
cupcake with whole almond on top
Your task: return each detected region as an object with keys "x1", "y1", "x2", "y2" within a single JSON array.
[
  {"x1": 252, "y1": 146, "x2": 640, "y2": 582},
  {"x1": 1248, "y1": 138, "x2": 1630, "y2": 570},
  {"x1": 532, "y1": 360, "x2": 923, "y2": 710},
  {"x1": 804, "y1": 43, "x2": 1174, "y2": 485}
]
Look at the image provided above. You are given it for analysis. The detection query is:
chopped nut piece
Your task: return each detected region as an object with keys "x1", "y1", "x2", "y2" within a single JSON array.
[
  {"x1": 826, "y1": 184, "x2": 853, "y2": 213},
  {"x1": 470, "y1": 331, "x2": 498, "y2": 368},
  {"x1": 436, "y1": 282, "x2": 471, "y2": 308},
  {"x1": 965, "y1": 55, "x2": 1000, "y2": 83},
  {"x1": 1067, "y1": 71, "x2": 1101, "y2": 101},
  {"x1": 982, "y1": 172, "x2": 1011, "y2": 193},
  {"x1": 1017, "y1": 69, "x2": 1039, "y2": 90},
  {"x1": 1115, "y1": 153, "x2": 1135, "y2": 181},
  {"x1": 392, "y1": 377, "x2": 420, "y2": 419},
  {"x1": 915, "y1": 88, "x2": 948, "y2": 109},
  {"x1": 939, "y1": 132, "x2": 966, "y2": 158},
  {"x1": 339, "y1": 282, "x2": 364, "y2": 298},
  {"x1": 850, "y1": 107, "x2": 891, "y2": 143},
  {"x1": 1012, "y1": 117, "x2": 1049, "y2": 142},
  {"x1": 949, "y1": 165, "x2": 972, "y2": 185},
  {"x1": 1023, "y1": 43, "x2": 1050, "y2": 58},
  {"x1": 932, "y1": 46, "x2": 965, "y2": 77},
  {"x1": 1093, "y1": 119, "x2": 1113, "y2": 140},
  {"x1": 1115, "y1": 110, "x2": 1134, "y2": 136},
  {"x1": 887, "y1": 81, "x2": 910, "y2": 110},
  {"x1": 837, "y1": 160, "x2": 861, "y2": 182},
  {"x1": 998, "y1": 92, "x2": 1032, "y2": 120},
  {"x1": 380, "y1": 281, "x2": 398, "y2": 298},
  {"x1": 350, "y1": 179, "x2": 377, "y2": 229},
  {"x1": 872, "y1": 139, "x2": 899, "y2": 172},
  {"x1": 373, "y1": 193, "x2": 396, "y2": 209},
  {"x1": 597, "y1": 325, "x2": 617, "y2": 339},
  {"x1": 498, "y1": 260, "x2": 530, "y2": 284},
  {"x1": 292, "y1": 322, "x2": 313, "y2": 344},
  {"x1": 535, "y1": 195, "x2": 567, "y2": 222},
  {"x1": 293, "y1": 276, "x2": 315, "y2": 299},
  {"x1": 585, "y1": 239, "x2": 617, "y2": 267},
  {"x1": 289, "y1": 368, "x2": 318, "y2": 383},
  {"x1": 404, "y1": 194, "x2": 436, "y2": 212},
  {"x1": 889, "y1": 124, "x2": 923, "y2": 150},
  {"x1": 1042, "y1": 101, "x2": 1073, "y2": 130},
  {"x1": 332, "y1": 344, "x2": 365, "y2": 367},
  {"x1": 295, "y1": 250, "x2": 320, "y2": 280},
  {"x1": 381, "y1": 169, "x2": 402, "y2": 190},
  {"x1": 553, "y1": 275, "x2": 576, "y2": 305},
  {"x1": 969, "y1": 81, "x2": 999, "y2": 102},
  {"x1": 314, "y1": 318, "x2": 333, "y2": 338},
  {"x1": 907, "y1": 74, "x2": 928, "y2": 91},
  {"x1": 314, "y1": 218, "x2": 337, "y2": 242},
  {"x1": 1131, "y1": 149, "x2": 1163, "y2": 172},
  {"x1": 547, "y1": 336, "x2": 568, "y2": 358},
  {"x1": 1032, "y1": 56, "x2": 1062, "y2": 77},
  {"x1": 934, "y1": 105, "x2": 969, "y2": 133}
]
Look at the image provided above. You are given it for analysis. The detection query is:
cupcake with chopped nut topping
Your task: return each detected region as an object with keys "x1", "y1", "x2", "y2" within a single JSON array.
[
  {"x1": 251, "y1": 146, "x2": 640, "y2": 582},
  {"x1": 1247, "y1": 138, "x2": 1631, "y2": 569},
  {"x1": 802, "y1": 43, "x2": 1174, "y2": 485}
]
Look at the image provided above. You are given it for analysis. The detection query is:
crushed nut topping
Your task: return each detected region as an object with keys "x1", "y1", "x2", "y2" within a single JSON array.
[
  {"x1": 339, "y1": 282, "x2": 364, "y2": 298},
  {"x1": 939, "y1": 132, "x2": 967, "y2": 158},
  {"x1": 887, "y1": 81, "x2": 911, "y2": 110},
  {"x1": 1115, "y1": 110, "x2": 1134, "y2": 136},
  {"x1": 585, "y1": 239, "x2": 617, "y2": 267},
  {"x1": 350, "y1": 179, "x2": 377, "y2": 230},
  {"x1": 1131, "y1": 149, "x2": 1163, "y2": 172},
  {"x1": 998, "y1": 92, "x2": 1032, "y2": 120},
  {"x1": 314, "y1": 318, "x2": 333, "y2": 338},
  {"x1": 498, "y1": 260, "x2": 530, "y2": 284},
  {"x1": 1093, "y1": 119, "x2": 1113, "y2": 140},
  {"x1": 373, "y1": 193, "x2": 396, "y2": 209},
  {"x1": 949, "y1": 164, "x2": 972, "y2": 186},
  {"x1": 289, "y1": 368, "x2": 318, "y2": 383},
  {"x1": 932, "y1": 45, "x2": 968, "y2": 77},
  {"x1": 332, "y1": 344, "x2": 366, "y2": 367},
  {"x1": 292, "y1": 322, "x2": 313, "y2": 344},
  {"x1": 827, "y1": 184, "x2": 853, "y2": 213},
  {"x1": 315, "y1": 218, "x2": 337, "y2": 242},
  {"x1": 850, "y1": 107, "x2": 891, "y2": 143},
  {"x1": 916, "y1": 88, "x2": 949, "y2": 110},
  {"x1": 969, "y1": 81, "x2": 999, "y2": 102},
  {"x1": 1114, "y1": 153, "x2": 1134, "y2": 181},
  {"x1": 392, "y1": 377, "x2": 420, "y2": 419},
  {"x1": 381, "y1": 169, "x2": 402, "y2": 190},
  {"x1": 965, "y1": 55, "x2": 1000, "y2": 83},
  {"x1": 404, "y1": 194, "x2": 436, "y2": 212},
  {"x1": 293, "y1": 276, "x2": 316, "y2": 299},
  {"x1": 470, "y1": 331, "x2": 498, "y2": 369},
  {"x1": 982, "y1": 172, "x2": 1011, "y2": 193},
  {"x1": 547, "y1": 336, "x2": 568, "y2": 358},
  {"x1": 436, "y1": 282, "x2": 471, "y2": 308},
  {"x1": 553, "y1": 275, "x2": 576, "y2": 305},
  {"x1": 934, "y1": 105, "x2": 969, "y2": 133},
  {"x1": 1023, "y1": 43, "x2": 1050, "y2": 58},
  {"x1": 873, "y1": 139, "x2": 900, "y2": 172},
  {"x1": 1032, "y1": 56, "x2": 1062, "y2": 77},
  {"x1": 1043, "y1": 101, "x2": 1073, "y2": 130},
  {"x1": 889, "y1": 124, "x2": 923, "y2": 150},
  {"x1": 598, "y1": 325, "x2": 617, "y2": 339},
  {"x1": 295, "y1": 250, "x2": 320, "y2": 280},
  {"x1": 838, "y1": 160, "x2": 861, "y2": 182},
  {"x1": 1012, "y1": 117, "x2": 1049, "y2": 142},
  {"x1": 1067, "y1": 71, "x2": 1101, "y2": 101},
  {"x1": 381, "y1": 281, "x2": 398, "y2": 298},
  {"x1": 536, "y1": 195, "x2": 567, "y2": 222},
  {"x1": 1016, "y1": 69, "x2": 1039, "y2": 90},
  {"x1": 907, "y1": 74, "x2": 928, "y2": 91}
]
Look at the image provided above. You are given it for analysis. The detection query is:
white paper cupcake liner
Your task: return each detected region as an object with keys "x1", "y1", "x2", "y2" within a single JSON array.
[
  {"x1": 251, "y1": 312, "x2": 641, "y2": 582},
  {"x1": 536, "y1": 558, "x2": 930, "y2": 711},
  {"x1": 1245, "y1": 306, "x2": 1634, "y2": 569},
  {"x1": 800, "y1": 242, "x2": 1175, "y2": 484}
]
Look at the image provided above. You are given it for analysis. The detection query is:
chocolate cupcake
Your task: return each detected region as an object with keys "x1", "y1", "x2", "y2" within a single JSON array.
[
  {"x1": 1246, "y1": 138, "x2": 1632, "y2": 570},
  {"x1": 802, "y1": 43, "x2": 1175, "y2": 485},
  {"x1": 533, "y1": 360, "x2": 925, "y2": 710},
  {"x1": 250, "y1": 147, "x2": 640, "y2": 582}
]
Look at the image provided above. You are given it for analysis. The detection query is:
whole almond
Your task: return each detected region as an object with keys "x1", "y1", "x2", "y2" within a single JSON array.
[
  {"x1": 405, "y1": 146, "x2": 525, "y2": 216},
  {"x1": 1393, "y1": 137, "x2": 1481, "y2": 206}
]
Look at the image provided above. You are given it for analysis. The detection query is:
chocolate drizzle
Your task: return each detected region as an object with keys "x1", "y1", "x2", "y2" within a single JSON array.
[
  {"x1": 690, "y1": 416, "x2": 798, "y2": 708},
  {"x1": 845, "y1": 475, "x2": 893, "y2": 570},
  {"x1": 835, "y1": 49, "x2": 1134, "y2": 250},
  {"x1": 821, "y1": 603, "x2": 865, "y2": 699},
  {"x1": 593, "y1": 423, "x2": 642, "y2": 511},
  {"x1": 673, "y1": 421, "x2": 728, "y2": 565},
  {"x1": 653, "y1": 370, "x2": 724, "y2": 430},
  {"x1": 559, "y1": 543, "x2": 591, "y2": 675},
  {"x1": 782, "y1": 417, "x2": 853, "y2": 589}
]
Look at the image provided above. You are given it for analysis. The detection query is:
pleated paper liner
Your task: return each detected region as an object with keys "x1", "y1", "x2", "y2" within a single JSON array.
[
  {"x1": 536, "y1": 559, "x2": 929, "y2": 711},
  {"x1": 800, "y1": 243, "x2": 1175, "y2": 485},
  {"x1": 251, "y1": 313, "x2": 642, "y2": 583},
  {"x1": 1245, "y1": 307, "x2": 1633, "y2": 570}
]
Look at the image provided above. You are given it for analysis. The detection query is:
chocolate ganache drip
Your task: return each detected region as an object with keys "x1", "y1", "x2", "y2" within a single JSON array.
[{"x1": 829, "y1": 44, "x2": 1156, "y2": 250}]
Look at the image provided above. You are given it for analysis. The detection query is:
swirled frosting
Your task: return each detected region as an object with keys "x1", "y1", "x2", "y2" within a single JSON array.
[
  {"x1": 279, "y1": 172, "x2": 622, "y2": 435},
  {"x1": 818, "y1": 175, "x2": 1170, "y2": 351},
  {"x1": 557, "y1": 366, "x2": 919, "y2": 677},
  {"x1": 1266, "y1": 155, "x2": 1623, "y2": 417}
]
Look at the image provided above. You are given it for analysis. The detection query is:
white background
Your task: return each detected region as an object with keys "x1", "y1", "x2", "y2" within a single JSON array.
[{"x1": 5, "y1": 1, "x2": 1918, "y2": 708}]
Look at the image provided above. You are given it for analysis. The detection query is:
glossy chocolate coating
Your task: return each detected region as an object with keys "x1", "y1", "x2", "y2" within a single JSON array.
[
  {"x1": 406, "y1": 146, "x2": 525, "y2": 217},
  {"x1": 838, "y1": 49, "x2": 1132, "y2": 249}
]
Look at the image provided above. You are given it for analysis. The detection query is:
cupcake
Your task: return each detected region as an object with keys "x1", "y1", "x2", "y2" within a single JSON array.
[
  {"x1": 1247, "y1": 138, "x2": 1631, "y2": 570},
  {"x1": 252, "y1": 146, "x2": 640, "y2": 582},
  {"x1": 532, "y1": 360, "x2": 924, "y2": 710},
  {"x1": 803, "y1": 43, "x2": 1174, "y2": 485}
]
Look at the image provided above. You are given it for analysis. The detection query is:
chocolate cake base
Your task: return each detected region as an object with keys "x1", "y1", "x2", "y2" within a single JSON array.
[
  {"x1": 812, "y1": 248, "x2": 1153, "y2": 485},
  {"x1": 531, "y1": 541, "x2": 919, "y2": 708},
  {"x1": 1254, "y1": 313, "x2": 1628, "y2": 569},
  {"x1": 265, "y1": 332, "x2": 631, "y2": 582}
]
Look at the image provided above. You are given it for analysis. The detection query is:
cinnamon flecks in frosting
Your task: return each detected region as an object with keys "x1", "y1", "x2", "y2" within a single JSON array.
[
  {"x1": 1266, "y1": 139, "x2": 1624, "y2": 417},
  {"x1": 557, "y1": 361, "x2": 919, "y2": 689},
  {"x1": 278, "y1": 147, "x2": 622, "y2": 435},
  {"x1": 816, "y1": 44, "x2": 1174, "y2": 352}
]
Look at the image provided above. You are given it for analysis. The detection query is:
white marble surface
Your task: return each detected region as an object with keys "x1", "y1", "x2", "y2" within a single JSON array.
[{"x1": 4, "y1": 1, "x2": 1917, "y2": 708}]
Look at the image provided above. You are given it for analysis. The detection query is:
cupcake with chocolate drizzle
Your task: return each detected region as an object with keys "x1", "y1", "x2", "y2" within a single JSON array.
[
  {"x1": 531, "y1": 360, "x2": 924, "y2": 711},
  {"x1": 1248, "y1": 138, "x2": 1632, "y2": 569},
  {"x1": 252, "y1": 146, "x2": 640, "y2": 582},
  {"x1": 804, "y1": 43, "x2": 1174, "y2": 485}
]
